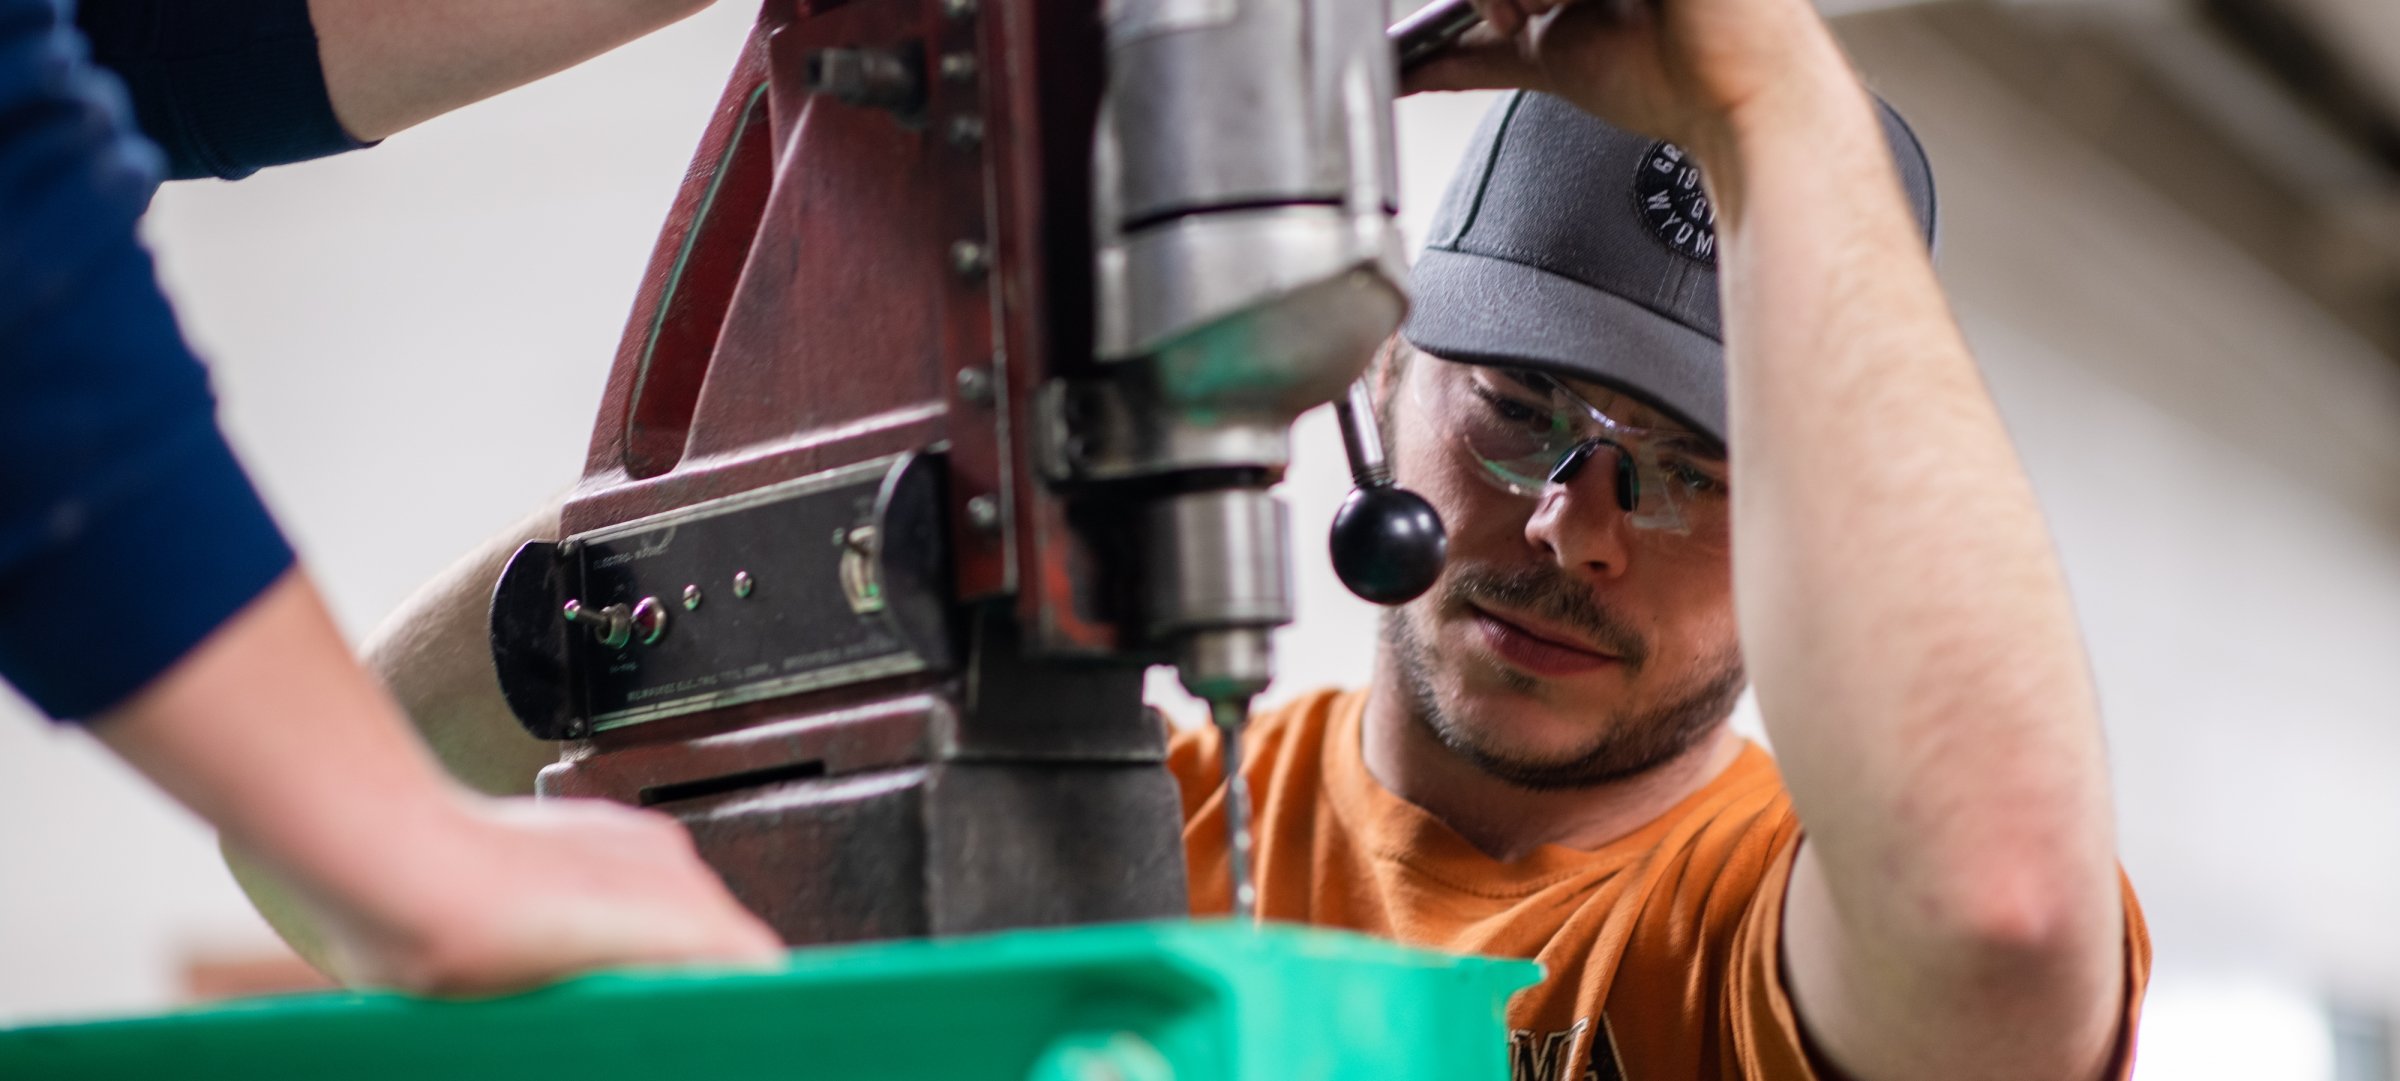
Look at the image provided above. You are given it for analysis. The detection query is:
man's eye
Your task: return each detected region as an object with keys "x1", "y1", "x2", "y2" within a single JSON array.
[
  {"x1": 1665, "y1": 458, "x2": 1727, "y2": 494},
  {"x1": 1473, "y1": 387, "x2": 1549, "y2": 428}
]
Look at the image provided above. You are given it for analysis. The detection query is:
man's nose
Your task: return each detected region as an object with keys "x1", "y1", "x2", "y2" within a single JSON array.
[{"x1": 1526, "y1": 442, "x2": 1634, "y2": 580}]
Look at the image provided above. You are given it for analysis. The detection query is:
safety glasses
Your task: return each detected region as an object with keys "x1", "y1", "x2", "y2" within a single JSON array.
[{"x1": 1414, "y1": 361, "x2": 1729, "y2": 536}]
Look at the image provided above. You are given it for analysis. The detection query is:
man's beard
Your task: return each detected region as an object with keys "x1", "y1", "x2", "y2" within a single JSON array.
[{"x1": 1382, "y1": 564, "x2": 1747, "y2": 791}]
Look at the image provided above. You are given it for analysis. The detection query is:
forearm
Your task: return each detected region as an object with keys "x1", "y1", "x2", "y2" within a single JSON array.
[
  {"x1": 127, "y1": 562, "x2": 779, "y2": 992},
  {"x1": 97, "y1": 572, "x2": 487, "y2": 944},
  {"x1": 307, "y1": 0, "x2": 714, "y2": 141},
  {"x1": 224, "y1": 502, "x2": 564, "y2": 966},
  {"x1": 1707, "y1": 55, "x2": 2121, "y2": 1074}
]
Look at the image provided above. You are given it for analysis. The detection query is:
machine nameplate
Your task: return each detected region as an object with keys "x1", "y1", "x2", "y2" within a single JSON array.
[{"x1": 568, "y1": 454, "x2": 956, "y2": 732}]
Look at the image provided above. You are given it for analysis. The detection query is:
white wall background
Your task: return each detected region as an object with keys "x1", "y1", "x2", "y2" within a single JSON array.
[{"x1": 2, "y1": 6, "x2": 2395, "y2": 1076}]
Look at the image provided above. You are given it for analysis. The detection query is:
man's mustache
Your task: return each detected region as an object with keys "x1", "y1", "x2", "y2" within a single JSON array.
[{"x1": 1445, "y1": 564, "x2": 1649, "y2": 668}]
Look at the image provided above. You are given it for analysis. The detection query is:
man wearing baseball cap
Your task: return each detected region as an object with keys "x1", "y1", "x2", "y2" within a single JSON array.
[
  {"x1": 349, "y1": 0, "x2": 2147, "y2": 1074},
  {"x1": 1168, "y1": 1, "x2": 2148, "y2": 1079}
]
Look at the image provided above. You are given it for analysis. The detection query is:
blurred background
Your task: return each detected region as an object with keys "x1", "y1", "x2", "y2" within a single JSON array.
[{"x1": 1, "y1": 0, "x2": 2394, "y2": 1076}]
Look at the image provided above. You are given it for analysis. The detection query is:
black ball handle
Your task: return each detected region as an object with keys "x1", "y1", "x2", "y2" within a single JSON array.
[{"x1": 1329, "y1": 380, "x2": 1447, "y2": 605}]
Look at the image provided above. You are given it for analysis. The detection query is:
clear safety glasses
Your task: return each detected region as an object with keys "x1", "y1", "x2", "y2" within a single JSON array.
[{"x1": 1415, "y1": 361, "x2": 1730, "y2": 536}]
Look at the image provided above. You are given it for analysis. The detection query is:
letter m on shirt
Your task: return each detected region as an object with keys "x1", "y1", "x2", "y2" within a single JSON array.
[{"x1": 1508, "y1": 1017, "x2": 1626, "y2": 1081}]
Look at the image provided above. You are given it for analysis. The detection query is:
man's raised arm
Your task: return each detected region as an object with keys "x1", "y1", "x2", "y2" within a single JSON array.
[{"x1": 1412, "y1": 2, "x2": 2128, "y2": 1079}]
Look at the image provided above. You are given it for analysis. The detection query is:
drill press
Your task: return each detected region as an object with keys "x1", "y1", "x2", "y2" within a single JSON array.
[
  {"x1": 488, "y1": 0, "x2": 1465, "y2": 939},
  {"x1": 1, "y1": 6, "x2": 1560, "y2": 1077}
]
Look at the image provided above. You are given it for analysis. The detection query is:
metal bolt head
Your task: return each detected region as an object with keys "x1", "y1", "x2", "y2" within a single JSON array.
[
  {"x1": 682, "y1": 584, "x2": 702, "y2": 610},
  {"x1": 950, "y1": 239, "x2": 990, "y2": 277},
  {"x1": 941, "y1": 0, "x2": 976, "y2": 19},
  {"x1": 956, "y1": 366, "x2": 994, "y2": 405},
  {"x1": 733, "y1": 570, "x2": 755, "y2": 598},
  {"x1": 947, "y1": 115, "x2": 984, "y2": 148},
  {"x1": 939, "y1": 53, "x2": 977, "y2": 83},
  {"x1": 966, "y1": 494, "x2": 1001, "y2": 533}
]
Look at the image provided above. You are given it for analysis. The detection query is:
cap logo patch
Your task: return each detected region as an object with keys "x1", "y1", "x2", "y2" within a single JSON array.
[{"x1": 1634, "y1": 142, "x2": 1717, "y2": 263}]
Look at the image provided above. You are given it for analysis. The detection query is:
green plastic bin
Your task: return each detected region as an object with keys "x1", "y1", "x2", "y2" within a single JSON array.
[{"x1": 0, "y1": 921, "x2": 1538, "y2": 1080}]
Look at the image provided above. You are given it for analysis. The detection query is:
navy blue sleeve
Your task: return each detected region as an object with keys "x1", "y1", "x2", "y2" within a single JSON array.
[
  {"x1": 0, "y1": 0, "x2": 295, "y2": 720},
  {"x1": 72, "y1": 0, "x2": 369, "y2": 180}
]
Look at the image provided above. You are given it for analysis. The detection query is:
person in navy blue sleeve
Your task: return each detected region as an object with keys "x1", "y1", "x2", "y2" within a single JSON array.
[{"x1": 6, "y1": 0, "x2": 783, "y2": 994}]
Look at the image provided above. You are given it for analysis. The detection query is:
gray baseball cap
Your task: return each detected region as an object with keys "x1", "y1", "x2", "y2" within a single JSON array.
[{"x1": 1401, "y1": 91, "x2": 1938, "y2": 442}]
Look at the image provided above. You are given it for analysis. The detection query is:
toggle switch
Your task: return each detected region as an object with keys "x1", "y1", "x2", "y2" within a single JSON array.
[{"x1": 563, "y1": 600, "x2": 633, "y2": 649}]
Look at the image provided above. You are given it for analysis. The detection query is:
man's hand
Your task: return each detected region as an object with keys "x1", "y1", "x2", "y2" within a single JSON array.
[
  {"x1": 244, "y1": 792, "x2": 783, "y2": 996},
  {"x1": 101, "y1": 571, "x2": 783, "y2": 996},
  {"x1": 1404, "y1": 0, "x2": 1854, "y2": 167}
]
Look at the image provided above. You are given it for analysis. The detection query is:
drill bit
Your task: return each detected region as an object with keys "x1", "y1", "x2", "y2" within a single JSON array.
[{"x1": 1213, "y1": 697, "x2": 1258, "y2": 921}]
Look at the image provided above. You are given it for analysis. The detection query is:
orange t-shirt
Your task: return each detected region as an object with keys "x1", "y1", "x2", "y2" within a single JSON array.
[{"x1": 1167, "y1": 687, "x2": 2151, "y2": 1081}]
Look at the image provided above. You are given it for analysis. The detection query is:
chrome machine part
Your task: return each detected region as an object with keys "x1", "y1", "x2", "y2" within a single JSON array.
[
  {"x1": 1334, "y1": 379, "x2": 1392, "y2": 489},
  {"x1": 1315, "y1": 0, "x2": 1484, "y2": 606},
  {"x1": 1144, "y1": 489, "x2": 1290, "y2": 920},
  {"x1": 1389, "y1": 0, "x2": 1483, "y2": 72},
  {"x1": 1090, "y1": 0, "x2": 1406, "y2": 920},
  {"x1": 1141, "y1": 491, "x2": 1290, "y2": 693},
  {"x1": 1089, "y1": 0, "x2": 1407, "y2": 444}
]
